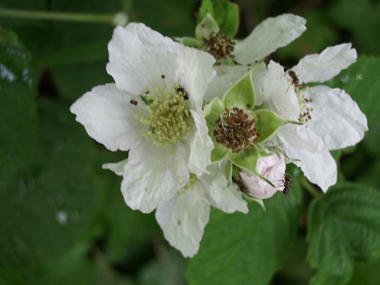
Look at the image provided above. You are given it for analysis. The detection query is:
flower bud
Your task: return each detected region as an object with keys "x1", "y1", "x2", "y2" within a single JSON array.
[{"x1": 240, "y1": 151, "x2": 285, "y2": 199}]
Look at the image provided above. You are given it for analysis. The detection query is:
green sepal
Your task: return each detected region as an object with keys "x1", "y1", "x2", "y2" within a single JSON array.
[
  {"x1": 244, "y1": 196, "x2": 266, "y2": 211},
  {"x1": 174, "y1": 37, "x2": 203, "y2": 49},
  {"x1": 224, "y1": 160, "x2": 233, "y2": 185},
  {"x1": 204, "y1": 97, "x2": 225, "y2": 129},
  {"x1": 229, "y1": 145, "x2": 275, "y2": 188},
  {"x1": 195, "y1": 13, "x2": 220, "y2": 40},
  {"x1": 222, "y1": 69, "x2": 255, "y2": 111},
  {"x1": 204, "y1": 97, "x2": 229, "y2": 163},
  {"x1": 250, "y1": 109, "x2": 288, "y2": 143},
  {"x1": 210, "y1": 136, "x2": 229, "y2": 163}
]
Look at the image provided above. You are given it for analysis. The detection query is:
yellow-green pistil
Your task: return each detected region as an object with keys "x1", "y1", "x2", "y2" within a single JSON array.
[{"x1": 136, "y1": 83, "x2": 192, "y2": 148}]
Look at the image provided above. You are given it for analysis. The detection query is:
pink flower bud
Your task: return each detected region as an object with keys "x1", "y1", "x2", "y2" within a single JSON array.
[{"x1": 240, "y1": 151, "x2": 285, "y2": 199}]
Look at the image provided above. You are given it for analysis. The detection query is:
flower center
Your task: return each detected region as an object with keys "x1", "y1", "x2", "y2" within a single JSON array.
[
  {"x1": 136, "y1": 83, "x2": 192, "y2": 148},
  {"x1": 213, "y1": 107, "x2": 259, "y2": 153},
  {"x1": 203, "y1": 31, "x2": 235, "y2": 62},
  {"x1": 296, "y1": 87, "x2": 313, "y2": 124}
]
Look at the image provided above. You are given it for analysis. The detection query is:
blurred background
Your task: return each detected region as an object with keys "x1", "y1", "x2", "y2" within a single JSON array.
[{"x1": 1, "y1": 0, "x2": 380, "y2": 284}]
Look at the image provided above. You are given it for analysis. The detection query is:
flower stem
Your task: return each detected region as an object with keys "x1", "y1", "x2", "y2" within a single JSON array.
[
  {"x1": 299, "y1": 176, "x2": 322, "y2": 197},
  {"x1": 0, "y1": 8, "x2": 128, "y2": 26}
]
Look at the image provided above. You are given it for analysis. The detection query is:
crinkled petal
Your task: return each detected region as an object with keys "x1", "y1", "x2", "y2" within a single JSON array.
[
  {"x1": 120, "y1": 139, "x2": 189, "y2": 213},
  {"x1": 107, "y1": 23, "x2": 215, "y2": 109},
  {"x1": 204, "y1": 65, "x2": 248, "y2": 102},
  {"x1": 70, "y1": 84, "x2": 146, "y2": 151},
  {"x1": 102, "y1": 158, "x2": 128, "y2": 176},
  {"x1": 277, "y1": 125, "x2": 337, "y2": 191},
  {"x1": 234, "y1": 14, "x2": 306, "y2": 64},
  {"x1": 292, "y1": 43, "x2": 357, "y2": 83},
  {"x1": 185, "y1": 109, "x2": 214, "y2": 177},
  {"x1": 261, "y1": 61, "x2": 299, "y2": 120},
  {"x1": 202, "y1": 162, "x2": 248, "y2": 213},
  {"x1": 155, "y1": 186, "x2": 210, "y2": 257},
  {"x1": 176, "y1": 44, "x2": 216, "y2": 110},
  {"x1": 306, "y1": 86, "x2": 368, "y2": 150}
]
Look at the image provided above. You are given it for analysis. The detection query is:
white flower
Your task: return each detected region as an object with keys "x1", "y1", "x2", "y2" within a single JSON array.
[
  {"x1": 240, "y1": 151, "x2": 286, "y2": 199},
  {"x1": 205, "y1": 14, "x2": 306, "y2": 102},
  {"x1": 70, "y1": 23, "x2": 217, "y2": 213},
  {"x1": 258, "y1": 44, "x2": 368, "y2": 191},
  {"x1": 155, "y1": 162, "x2": 248, "y2": 257}
]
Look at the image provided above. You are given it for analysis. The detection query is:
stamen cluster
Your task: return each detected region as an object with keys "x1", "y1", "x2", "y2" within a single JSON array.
[
  {"x1": 213, "y1": 107, "x2": 259, "y2": 153},
  {"x1": 296, "y1": 87, "x2": 313, "y2": 124},
  {"x1": 136, "y1": 83, "x2": 192, "y2": 148},
  {"x1": 203, "y1": 31, "x2": 235, "y2": 62}
]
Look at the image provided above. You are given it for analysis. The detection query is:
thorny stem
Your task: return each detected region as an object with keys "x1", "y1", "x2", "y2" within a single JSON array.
[{"x1": 0, "y1": 8, "x2": 127, "y2": 26}]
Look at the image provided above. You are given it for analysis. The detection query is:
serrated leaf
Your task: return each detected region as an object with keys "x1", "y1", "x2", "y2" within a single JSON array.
[
  {"x1": 0, "y1": 99, "x2": 100, "y2": 274},
  {"x1": 186, "y1": 179, "x2": 303, "y2": 284},
  {"x1": 307, "y1": 182, "x2": 380, "y2": 285},
  {"x1": 325, "y1": 56, "x2": 380, "y2": 156},
  {"x1": 222, "y1": 70, "x2": 255, "y2": 111},
  {"x1": 0, "y1": 28, "x2": 37, "y2": 189}
]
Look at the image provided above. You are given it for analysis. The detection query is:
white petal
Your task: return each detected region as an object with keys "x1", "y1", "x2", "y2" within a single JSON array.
[
  {"x1": 204, "y1": 65, "x2": 248, "y2": 102},
  {"x1": 261, "y1": 61, "x2": 299, "y2": 120},
  {"x1": 107, "y1": 23, "x2": 215, "y2": 109},
  {"x1": 120, "y1": 139, "x2": 189, "y2": 213},
  {"x1": 70, "y1": 84, "x2": 146, "y2": 151},
  {"x1": 185, "y1": 109, "x2": 214, "y2": 176},
  {"x1": 292, "y1": 43, "x2": 357, "y2": 83},
  {"x1": 155, "y1": 186, "x2": 210, "y2": 258},
  {"x1": 234, "y1": 14, "x2": 306, "y2": 64},
  {"x1": 306, "y1": 86, "x2": 368, "y2": 150},
  {"x1": 102, "y1": 158, "x2": 128, "y2": 176},
  {"x1": 202, "y1": 162, "x2": 248, "y2": 213},
  {"x1": 176, "y1": 45, "x2": 216, "y2": 110},
  {"x1": 107, "y1": 23, "x2": 181, "y2": 95},
  {"x1": 277, "y1": 125, "x2": 337, "y2": 191}
]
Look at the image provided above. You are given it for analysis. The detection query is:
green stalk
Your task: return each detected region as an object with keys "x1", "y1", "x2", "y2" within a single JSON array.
[{"x1": 0, "y1": 8, "x2": 127, "y2": 26}]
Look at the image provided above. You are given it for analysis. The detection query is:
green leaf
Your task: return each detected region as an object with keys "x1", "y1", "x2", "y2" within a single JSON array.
[
  {"x1": 213, "y1": 0, "x2": 239, "y2": 39},
  {"x1": 251, "y1": 109, "x2": 289, "y2": 143},
  {"x1": 197, "y1": 0, "x2": 239, "y2": 39},
  {"x1": 325, "y1": 56, "x2": 380, "y2": 156},
  {"x1": 328, "y1": 0, "x2": 380, "y2": 55},
  {"x1": 33, "y1": 42, "x2": 108, "y2": 67},
  {"x1": 52, "y1": 61, "x2": 113, "y2": 100},
  {"x1": 0, "y1": 28, "x2": 37, "y2": 189},
  {"x1": 195, "y1": 13, "x2": 219, "y2": 40},
  {"x1": 198, "y1": 0, "x2": 214, "y2": 24},
  {"x1": 0, "y1": 99, "x2": 100, "y2": 275},
  {"x1": 229, "y1": 145, "x2": 275, "y2": 187},
  {"x1": 222, "y1": 70, "x2": 255, "y2": 111},
  {"x1": 186, "y1": 179, "x2": 303, "y2": 284},
  {"x1": 307, "y1": 182, "x2": 380, "y2": 285}
]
